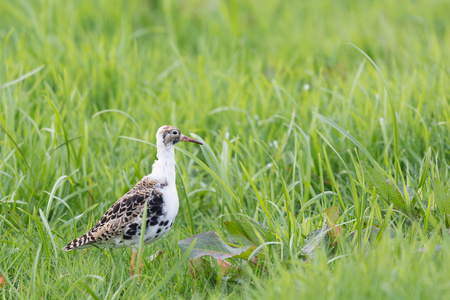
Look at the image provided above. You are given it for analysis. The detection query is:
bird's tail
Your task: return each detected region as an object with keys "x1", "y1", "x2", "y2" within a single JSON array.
[{"x1": 63, "y1": 233, "x2": 95, "y2": 251}]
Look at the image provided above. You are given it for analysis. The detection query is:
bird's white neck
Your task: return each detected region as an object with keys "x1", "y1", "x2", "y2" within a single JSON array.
[{"x1": 149, "y1": 142, "x2": 176, "y2": 186}]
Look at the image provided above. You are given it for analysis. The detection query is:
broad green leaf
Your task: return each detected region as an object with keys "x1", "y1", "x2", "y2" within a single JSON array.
[
  {"x1": 324, "y1": 206, "x2": 342, "y2": 243},
  {"x1": 234, "y1": 246, "x2": 257, "y2": 260},
  {"x1": 178, "y1": 231, "x2": 251, "y2": 260},
  {"x1": 224, "y1": 219, "x2": 267, "y2": 247},
  {"x1": 1, "y1": 205, "x2": 21, "y2": 231},
  {"x1": 433, "y1": 179, "x2": 450, "y2": 222},
  {"x1": 362, "y1": 162, "x2": 405, "y2": 210},
  {"x1": 324, "y1": 206, "x2": 339, "y2": 225}
]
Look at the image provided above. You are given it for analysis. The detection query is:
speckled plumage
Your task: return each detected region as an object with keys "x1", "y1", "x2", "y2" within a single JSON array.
[{"x1": 63, "y1": 125, "x2": 202, "y2": 252}]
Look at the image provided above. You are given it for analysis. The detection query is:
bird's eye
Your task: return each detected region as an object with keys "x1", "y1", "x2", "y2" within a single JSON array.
[{"x1": 172, "y1": 130, "x2": 178, "y2": 135}]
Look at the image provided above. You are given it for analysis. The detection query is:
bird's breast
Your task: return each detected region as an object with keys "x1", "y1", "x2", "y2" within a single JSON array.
[{"x1": 161, "y1": 184, "x2": 179, "y2": 221}]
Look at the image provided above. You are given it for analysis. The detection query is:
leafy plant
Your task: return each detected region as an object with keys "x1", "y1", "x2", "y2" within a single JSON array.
[
  {"x1": 178, "y1": 220, "x2": 269, "y2": 279},
  {"x1": 178, "y1": 230, "x2": 253, "y2": 260},
  {"x1": 179, "y1": 220, "x2": 268, "y2": 258},
  {"x1": 300, "y1": 206, "x2": 343, "y2": 259},
  {"x1": 361, "y1": 162, "x2": 406, "y2": 210},
  {"x1": 433, "y1": 179, "x2": 450, "y2": 226}
]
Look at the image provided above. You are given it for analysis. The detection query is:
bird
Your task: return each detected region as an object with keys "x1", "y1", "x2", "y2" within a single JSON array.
[{"x1": 63, "y1": 125, "x2": 202, "y2": 276}]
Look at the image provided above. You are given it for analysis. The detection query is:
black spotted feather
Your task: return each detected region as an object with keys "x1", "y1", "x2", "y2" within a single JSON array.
[{"x1": 63, "y1": 177, "x2": 166, "y2": 251}]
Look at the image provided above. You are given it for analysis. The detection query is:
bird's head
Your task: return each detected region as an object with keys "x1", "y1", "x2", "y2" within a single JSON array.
[{"x1": 156, "y1": 125, "x2": 202, "y2": 148}]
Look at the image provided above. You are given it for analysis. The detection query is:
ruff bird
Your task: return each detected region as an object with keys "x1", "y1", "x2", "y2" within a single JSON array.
[{"x1": 63, "y1": 125, "x2": 202, "y2": 276}]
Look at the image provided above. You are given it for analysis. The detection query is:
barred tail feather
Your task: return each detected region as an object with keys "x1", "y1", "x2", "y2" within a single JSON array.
[{"x1": 63, "y1": 233, "x2": 95, "y2": 251}]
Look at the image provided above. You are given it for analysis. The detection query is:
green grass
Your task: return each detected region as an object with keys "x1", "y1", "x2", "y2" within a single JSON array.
[{"x1": 1, "y1": 0, "x2": 450, "y2": 298}]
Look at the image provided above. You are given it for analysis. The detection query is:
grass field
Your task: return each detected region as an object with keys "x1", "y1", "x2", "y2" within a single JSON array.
[{"x1": 1, "y1": 0, "x2": 450, "y2": 298}]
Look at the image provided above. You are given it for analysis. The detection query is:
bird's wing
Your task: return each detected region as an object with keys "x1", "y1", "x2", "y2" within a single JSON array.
[{"x1": 63, "y1": 177, "x2": 166, "y2": 250}]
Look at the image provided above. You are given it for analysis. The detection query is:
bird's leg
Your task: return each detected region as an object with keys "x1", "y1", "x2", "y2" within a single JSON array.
[
  {"x1": 129, "y1": 250, "x2": 144, "y2": 278},
  {"x1": 130, "y1": 250, "x2": 137, "y2": 277}
]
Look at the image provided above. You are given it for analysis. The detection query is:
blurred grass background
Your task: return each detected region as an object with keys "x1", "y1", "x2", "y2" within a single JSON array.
[{"x1": 1, "y1": 0, "x2": 450, "y2": 298}]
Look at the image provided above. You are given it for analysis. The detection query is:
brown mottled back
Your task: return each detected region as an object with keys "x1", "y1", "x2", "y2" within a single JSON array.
[{"x1": 63, "y1": 177, "x2": 166, "y2": 251}]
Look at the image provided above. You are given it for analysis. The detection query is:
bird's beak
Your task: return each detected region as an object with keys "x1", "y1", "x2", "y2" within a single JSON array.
[{"x1": 181, "y1": 135, "x2": 203, "y2": 145}]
